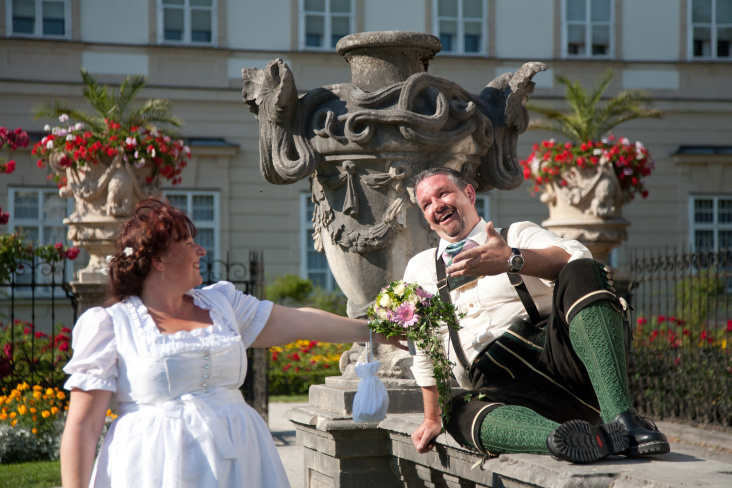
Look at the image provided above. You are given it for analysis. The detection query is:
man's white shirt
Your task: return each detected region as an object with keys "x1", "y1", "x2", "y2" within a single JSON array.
[{"x1": 403, "y1": 220, "x2": 592, "y2": 389}]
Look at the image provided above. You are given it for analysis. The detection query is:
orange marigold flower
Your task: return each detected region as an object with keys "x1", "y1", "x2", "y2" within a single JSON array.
[{"x1": 42, "y1": 410, "x2": 51, "y2": 418}]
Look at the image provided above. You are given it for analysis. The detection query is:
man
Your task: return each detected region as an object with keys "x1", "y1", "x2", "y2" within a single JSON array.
[{"x1": 404, "y1": 167, "x2": 669, "y2": 463}]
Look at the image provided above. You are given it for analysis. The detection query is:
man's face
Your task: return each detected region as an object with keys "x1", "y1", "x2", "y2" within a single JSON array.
[{"x1": 415, "y1": 174, "x2": 481, "y2": 242}]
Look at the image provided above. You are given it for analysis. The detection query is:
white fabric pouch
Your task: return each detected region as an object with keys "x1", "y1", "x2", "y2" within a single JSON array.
[{"x1": 352, "y1": 359, "x2": 389, "y2": 423}]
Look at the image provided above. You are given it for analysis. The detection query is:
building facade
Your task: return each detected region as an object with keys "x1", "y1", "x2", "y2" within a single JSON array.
[{"x1": 1, "y1": 0, "x2": 731, "y2": 300}]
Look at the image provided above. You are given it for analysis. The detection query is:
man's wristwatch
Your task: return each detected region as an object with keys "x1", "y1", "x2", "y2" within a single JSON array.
[{"x1": 508, "y1": 248, "x2": 524, "y2": 273}]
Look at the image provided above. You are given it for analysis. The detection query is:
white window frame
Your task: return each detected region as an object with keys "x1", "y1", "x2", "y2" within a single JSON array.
[
  {"x1": 298, "y1": 0, "x2": 354, "y2": 51},
  {"x1": 433, "y1": 0, "x2": 487, "y2": 55},
  {"x1": 6, "y1": 0, "x2": 71, "y2": 39},
  {"x1": 689, "y1": 195, "x2": 732, "y2": 251},
  {"x1": 689, "y1": 194, "x2": 732, "y2": 293},
  {"x1": 163, "y1": 190, "x2": 221, "y2": 278},
  {"x1": 689, "y1": 0, "x2": 732, "y2": 60},
  {"x1": 474, "y1": 194, "x2": 491, "y2": 221},
  {"x1": 6, "y1": 187, "x2": 75, "y2": 291},
  {"x1": 300, "y1": 192, "x2": 338, "y2": 291},
  {"x1": 157, "y1": 0, "x2": 217, "y2": 46},
  {"x1": 562, "y1": 0, "x2": 614, "y2": 59}
]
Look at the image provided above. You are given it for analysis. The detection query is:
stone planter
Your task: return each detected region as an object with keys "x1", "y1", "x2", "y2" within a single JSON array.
[
  {"x1": 49, "y1": 153, "x2": 159, "y2": 310},
  {"x1": 539, "y1": 157, "x2": 630, "y2": 264}
]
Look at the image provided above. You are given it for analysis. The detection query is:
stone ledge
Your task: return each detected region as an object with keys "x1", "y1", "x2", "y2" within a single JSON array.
[{"x1": 379, "y1": 411, "x2": 732, "y2": 488}]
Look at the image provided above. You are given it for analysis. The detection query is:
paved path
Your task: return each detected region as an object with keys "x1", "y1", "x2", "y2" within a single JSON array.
[{"x1": 269, "y1": 402, "x2": 307, "y2": 488}]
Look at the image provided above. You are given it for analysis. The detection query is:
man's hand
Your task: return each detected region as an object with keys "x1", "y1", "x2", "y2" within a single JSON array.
[
  {"x1": 373, "y1": 332, "x2": 409, "y2": 351},
  {"x1": 447, "y1": 221, "x2": 511, "y2": 277},
  {"x1": 411, "y1": 417, "x2": 443, "y2": 453}
]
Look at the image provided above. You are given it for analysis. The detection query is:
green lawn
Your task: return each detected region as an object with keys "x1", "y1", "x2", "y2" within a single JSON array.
[{"x1": 0, "y1": 460, "x2": 61, "y2": 488}]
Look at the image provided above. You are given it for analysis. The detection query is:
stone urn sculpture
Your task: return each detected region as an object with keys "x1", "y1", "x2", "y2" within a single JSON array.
[
  {"x1": 539, "y1": 156, "x2": 630, "y2": 264},
  {"x1": 242, "y1": 31, "x2": 546, "y2": 378}
]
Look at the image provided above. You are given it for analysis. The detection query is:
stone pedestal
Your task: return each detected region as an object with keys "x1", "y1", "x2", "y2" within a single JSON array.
[{"x1": 288, "y1": 376, "x2": 425, "y2": 488}]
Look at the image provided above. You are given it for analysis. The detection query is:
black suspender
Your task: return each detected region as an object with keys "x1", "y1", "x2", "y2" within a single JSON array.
[
  {"x1": 436, "y1": 255, "x2": 472, "y2": 372},
  {"x1": 435, "y1": 225, "x2": 542, "y2": 374},
  {"x1": 499, "y1": 227, "x2": 543, "y2": 326}
]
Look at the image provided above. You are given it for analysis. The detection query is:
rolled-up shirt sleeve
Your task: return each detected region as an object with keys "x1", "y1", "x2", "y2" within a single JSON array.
[
  {"x1": 509, "y1": 220, "x2": 592, "y2": 263},
  {"x1": 63, "y1": 307, "x2": 118, "y2": 392},
  {"x1": 204, "y1": 281, "x2": 274, "y2": 349}
]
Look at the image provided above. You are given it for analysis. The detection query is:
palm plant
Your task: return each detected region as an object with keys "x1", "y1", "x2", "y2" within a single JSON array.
[
  {"x1": 527, "y1": 70, "x2": 662, "y2": 144},
  {"x1": 34, "y1": 69, "x2": 182, "y2": 132}
]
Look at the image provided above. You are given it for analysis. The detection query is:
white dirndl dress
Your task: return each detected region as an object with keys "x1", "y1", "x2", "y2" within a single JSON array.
[{"x1": 64, "y1": 281, "x2": 290, "y2": 488}]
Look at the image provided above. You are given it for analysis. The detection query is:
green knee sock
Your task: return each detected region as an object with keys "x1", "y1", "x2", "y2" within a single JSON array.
[
  {"x1": 479, "y1": 405, "x2": 557, "y2": 455},
  {"x1": 569, "y1": 300, "x2": 633, "y2": 422}
]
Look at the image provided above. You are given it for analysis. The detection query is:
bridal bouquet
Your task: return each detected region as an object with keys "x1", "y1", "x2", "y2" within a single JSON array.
[{"x1": 367, "y1": 281, "x2": 462, "y2": 421}]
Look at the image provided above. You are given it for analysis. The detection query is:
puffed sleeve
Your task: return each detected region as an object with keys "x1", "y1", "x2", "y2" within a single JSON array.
[
  {"x1": 203, "y1": 281, "x2": 274, "y2": 348},
  {"x1": 63, "y1": 307, "x2": 118, "y2": 392}
]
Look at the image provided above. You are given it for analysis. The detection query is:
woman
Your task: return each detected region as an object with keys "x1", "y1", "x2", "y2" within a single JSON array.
[{"x1": 60, "y1": 197, "x2": 400, "y2": 488}]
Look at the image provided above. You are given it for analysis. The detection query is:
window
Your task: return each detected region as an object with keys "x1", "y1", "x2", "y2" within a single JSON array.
[
  {"x1": 691, "y1": 0, "x2": 732, "y2": 59},
  {"x1": 7, "y1": 188, "x2": 75, "y2": 288},
  {"x1": 301, "y1": 193, "x2": 338, "y2": 291},
  {"x1": 474, "y1": 194, "x2": 491, "y2": 221},
  {"x1": 690, "y1": 196, "x2": 732, "y2": 251},
  {"x1": 159, "y1": 0, "x2": 216, "y2": 45},
  {"x1": 434, "y1": 0, "x2": 486, "y2": 55},
  {"x1": 300, "y1": 0, "x2": 353, "y2": 50},
  {"x1": 690, "y1": 195, "x2": 732, "y2": 291},
  {"x1": 564, "y1": 0, "x2": 613, "y2": 57},
  {"x1": 164, "y1": 191, "x2": 220, "y2": 279},
  {"x1": 8, "y1": 0, "x2": 69, "y2": 38}
]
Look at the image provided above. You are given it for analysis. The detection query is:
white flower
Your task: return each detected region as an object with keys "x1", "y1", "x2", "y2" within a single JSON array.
[
  {"x1": 620, "y1": 137, "x2": 630, "y2": 145},
  {"x1": 66, "y1": 134, "x2": 74, "y2": 141},
  {"x1": 377, "y1": 308, "x2": 389, "y2": 320},
  {"x1": 123, "y1": 247, "x2": 134, "y2": 256},
  {"x1": 59, "y1": 114, "x2": 69, "y2": 122},
  {"x1": 378, "y1": 294, "x2": 392, "y2": 308},
  {"x1": 151, "y1": 149, "x2": 156, "y2": 158},
  {"x1": 46, "y1": 140, "x2": 54, "y2": 149},
  {"x1": 593, "y1": 148, "x2": 602, "y2": 156},
  {"x1": 393, "y1": 283, "x2": 406, "y2": 297},
  {"x1": 43, "y1": 124, "x2": 50, "y2": 131},
  {"x1": 134, "y1": 150, "x2": 139, "y2": 158},
  {"x1": 75, "y1": 123, "x2": 85, "y2": 130},
  {"x1": 126, "y1": 137, "x2": 136, "y2": 146},
  {"x1": 406, "y1": 291, "x2": 419, "y2": 304}
]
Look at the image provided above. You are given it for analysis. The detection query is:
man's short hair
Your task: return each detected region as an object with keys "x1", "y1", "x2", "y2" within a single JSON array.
[{"x1": 413, "y1": 167, "x2": 472, "y2": 192}]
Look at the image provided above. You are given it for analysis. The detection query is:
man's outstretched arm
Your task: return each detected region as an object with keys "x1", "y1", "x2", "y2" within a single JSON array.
[{"x1": 411, "y1": 385, "x2": 443, "y2": 454}]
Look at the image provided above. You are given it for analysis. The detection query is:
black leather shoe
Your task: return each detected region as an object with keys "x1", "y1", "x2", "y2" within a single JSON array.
[
  {"x1": 547, "y1": 419, "x2": 628, "y2": 463},
  {"x1": 612, "y1": 409, "x2": 670, "y2": 456}
]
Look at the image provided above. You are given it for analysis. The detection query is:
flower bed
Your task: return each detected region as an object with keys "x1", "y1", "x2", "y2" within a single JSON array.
[{"x1": 268, "y1": 340, "x2": 347, "y2": 395}]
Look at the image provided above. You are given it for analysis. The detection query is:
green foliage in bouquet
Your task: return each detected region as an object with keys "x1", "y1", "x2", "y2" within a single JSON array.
[{"x1": 367, "y1": 281, "x2": 463, "y2": 422}]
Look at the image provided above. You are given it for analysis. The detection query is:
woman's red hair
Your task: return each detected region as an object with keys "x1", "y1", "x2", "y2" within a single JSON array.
[{"x1": 108, "y1": 196, "x2": 196, "y2": 302}]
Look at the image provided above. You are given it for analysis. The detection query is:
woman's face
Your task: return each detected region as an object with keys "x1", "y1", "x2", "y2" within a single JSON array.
[{"x1": 159, "y1": 235, "x2": 206, "y2": 289}]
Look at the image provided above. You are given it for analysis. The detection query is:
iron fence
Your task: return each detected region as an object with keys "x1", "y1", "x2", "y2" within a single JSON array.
[
  {"x1": 1, "y1": 251, "x2": 269, "y2": 420},
  {"x1": 0, "y1": 258, "x2": 77, "y2": 390},
  {"x1": 627, "y1": 247, "x2": 732, "y2": 429}
]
